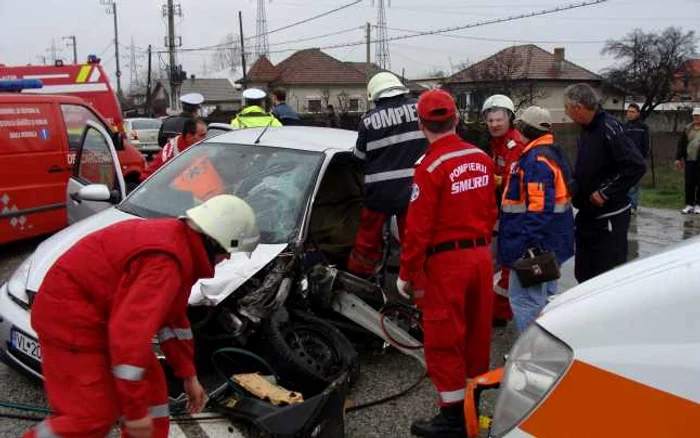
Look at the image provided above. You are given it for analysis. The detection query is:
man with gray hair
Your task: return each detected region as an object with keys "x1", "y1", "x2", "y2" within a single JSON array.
[{"x1": 564, "y1": 83, "x2": 646, "y2": 283}]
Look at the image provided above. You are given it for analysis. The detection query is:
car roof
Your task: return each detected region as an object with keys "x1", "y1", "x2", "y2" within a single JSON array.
[{"x1": 205, "y1": 126, "x2": 357, "y2": 153}]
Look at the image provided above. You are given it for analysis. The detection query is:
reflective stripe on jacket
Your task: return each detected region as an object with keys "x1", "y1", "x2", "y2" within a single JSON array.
[
  {"x1": 231, "y1": 105, "x2": 282, "y2": 129},
  {"x1": 498, "y1": 133, "x2": 574, "y2": 267}
]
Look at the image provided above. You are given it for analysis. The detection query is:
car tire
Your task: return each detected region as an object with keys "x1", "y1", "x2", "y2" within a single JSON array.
[{"x1": 260, "y1": 311, "x2": 358, "y2": 395}]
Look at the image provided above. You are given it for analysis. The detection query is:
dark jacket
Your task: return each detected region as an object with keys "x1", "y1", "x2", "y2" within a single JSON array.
[
  {"x1": 571, "y1": 110, "x2": 646, "y2": 219},
  {"x1": 353, "y1": 95, "x2": 428, "y2": 214},
  {"x1": 271, "y1": 103, "x2": 301, "y2": 126},
  {"x1": 623, "y1": 119, "x2": 650, "y2": 159},
  {"x1": 158, "y1": 112, "x2": 194, "y2": 147}
]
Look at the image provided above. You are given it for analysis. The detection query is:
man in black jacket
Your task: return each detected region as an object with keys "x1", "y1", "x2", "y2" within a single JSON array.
[
  {"x1": 347, "y1": 72, "x2": 428, "y2": 276},
  {"x1": 158, "y1": 93, "x2": 204, "y2": 147},
  {"x1": 623, "y1": 103, "x2": 650, "y2": 212},
  {"x1": 564, "y1": 83, "x2": 646, "y2": 283}
]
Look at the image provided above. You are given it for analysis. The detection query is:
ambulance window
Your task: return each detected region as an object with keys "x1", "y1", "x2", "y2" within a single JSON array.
[
  {"x1": 77, "y1": 127, "x2": 117, "y2": 191},
  {"x1": 60, "y1": 105, "x2": 101, "y2": 151}
]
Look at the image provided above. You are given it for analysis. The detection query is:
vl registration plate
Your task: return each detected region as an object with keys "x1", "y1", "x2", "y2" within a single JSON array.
[{"x1": 11, "y1": 328, "x2": 42, "y2": 362}]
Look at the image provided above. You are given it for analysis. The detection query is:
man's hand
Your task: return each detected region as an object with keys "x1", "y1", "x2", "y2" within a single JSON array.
[
  {"x1": 590, "y1": 191, "x2": 606, "y2": 207},
  {"x1": 124, "y1": 415, "x2": 153, "y2": 438},
  {"x1": 184, "y1": 376, "x2": 208, "y2": 414},
  {"x1": 396, "y1": 278, "x2": 413, "y2": 300},
  {"x1": 675, "y1": 160, "x2": 684, "y2": 171}
]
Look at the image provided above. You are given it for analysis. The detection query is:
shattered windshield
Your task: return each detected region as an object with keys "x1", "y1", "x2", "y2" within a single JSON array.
[{"x1": 121, "y1": 143, "x2": 323, "y2": 244}]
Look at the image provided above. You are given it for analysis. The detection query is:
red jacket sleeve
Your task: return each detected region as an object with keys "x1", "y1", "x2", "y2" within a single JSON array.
[
  {"x1": 399, "y1": 164, "x2": 441, "y2": 286},
  {"x1": 108, "y1": 252, "x2": 190, "y2": 421}
]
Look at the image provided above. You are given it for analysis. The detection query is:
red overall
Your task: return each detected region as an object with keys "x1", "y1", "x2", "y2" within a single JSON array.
[
  {"x1": 141, "y1": 135, "x2": 192, "y2": 181},
  {"x1": 491, "y1": 128, "x2": 525, "y2": 322},
  {"x1": 24, "y1": 218, "x2": 214, "y2": 438},
  {"x1": 347, "y1": 209, "x2": 406, "y2": 275},
  {"x1": 399, "y1": 134, "x2": 498, "y2": 406}
]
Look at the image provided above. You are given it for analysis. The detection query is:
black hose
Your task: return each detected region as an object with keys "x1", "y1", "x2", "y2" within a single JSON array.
[
  {"x1": 345, "y1": 372, "x2": 426, "y2": 413},
  {"x1": 0, "y1": 413, "x2": 46, "y2": 422}
]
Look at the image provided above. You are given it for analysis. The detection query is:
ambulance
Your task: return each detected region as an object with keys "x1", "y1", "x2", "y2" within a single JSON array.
[
  {"x1": 482, "y1": 237, "x2": 700, "y2": 437},
  {"x1": 0, "y1": 57, "x2": 145, "y2": 245}
]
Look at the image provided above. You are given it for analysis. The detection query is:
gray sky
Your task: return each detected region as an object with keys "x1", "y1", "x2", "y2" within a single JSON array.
[{"x1": 1, "y1": 0, "x2": 699, "y2": 89}]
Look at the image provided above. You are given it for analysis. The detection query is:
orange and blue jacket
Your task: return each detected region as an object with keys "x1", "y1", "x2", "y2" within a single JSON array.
[{"x1": 497, "y1": 133, "x2": 574, "y2": 267}]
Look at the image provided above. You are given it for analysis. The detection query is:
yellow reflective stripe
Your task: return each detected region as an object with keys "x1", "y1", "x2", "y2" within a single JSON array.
[{"x1": 76, "y1": 66, "x2": 91, "y2": 83}]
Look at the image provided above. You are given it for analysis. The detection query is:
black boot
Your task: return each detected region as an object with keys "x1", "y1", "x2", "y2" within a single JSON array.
[{"x1": 410, "y1": 404, "x2": 466, "y2": 437}]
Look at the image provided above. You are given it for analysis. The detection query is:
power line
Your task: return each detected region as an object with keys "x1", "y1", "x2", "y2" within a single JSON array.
[
  {"x1": 268, "y1": 26, "x2": 363, "y2": 48},
  {"x1": 385, "y1": 26, "x2": 606, "y2": 45},
  {"x1": 265, "y1": 0, "x2": 609, "y2": 55}
]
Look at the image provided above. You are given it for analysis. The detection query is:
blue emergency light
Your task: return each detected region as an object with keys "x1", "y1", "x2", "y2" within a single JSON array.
[{"x1": 0, "y1": 79, "x2": 44, "y2": 92}]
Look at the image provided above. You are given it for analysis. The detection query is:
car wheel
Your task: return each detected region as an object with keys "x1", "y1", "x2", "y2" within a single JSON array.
[{"x1": 261, "y1": 312, "x2": 358, "y2": 395}]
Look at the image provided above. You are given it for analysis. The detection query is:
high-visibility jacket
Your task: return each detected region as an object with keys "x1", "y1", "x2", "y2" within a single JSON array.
[
  {"x1": 231, "y1": 105, "x2": 282, "y2": 129},
  {"x1": 31, "y1": 218, "x2": 214, "y2": 421},
  {"x1": 141, "y1": 135, "x2": 191, "y2": 181},
  {"x1": 399, "y1": 133, "x2": 497, "y2": 286},
  {"x1": 498, "y1": 133, "x2": 574, "y2": 267},
  {"x1": 352, "y1": 95, "x2": 428, "y2": 214}
]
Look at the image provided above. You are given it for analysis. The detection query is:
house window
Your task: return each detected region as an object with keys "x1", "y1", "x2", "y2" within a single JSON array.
[
  {"x1": 348, "y1": 98, "x2": 361, "y2": 112},
  {"x1": 307, "y1": 99, "x2": 322, "y2": 113}
]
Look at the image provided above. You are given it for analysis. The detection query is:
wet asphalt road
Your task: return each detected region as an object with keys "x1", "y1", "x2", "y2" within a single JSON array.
[{"x1": 1, "y1": 207, "x2": 699, "y2": 437}]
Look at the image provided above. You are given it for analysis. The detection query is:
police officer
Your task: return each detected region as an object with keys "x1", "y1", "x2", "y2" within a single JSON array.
[
  {"x1": 347, "y1": 72, "x2": 427, "y2": 276},
  {"x1": 398, "y1": 89, "x2": 497, "y2": 437},
  {"x1": 158, "y1": 93, "x2": 204, "y2": 147},
  {"x1": 231, "y1": 88, "x2": 282, "y2": 129}
]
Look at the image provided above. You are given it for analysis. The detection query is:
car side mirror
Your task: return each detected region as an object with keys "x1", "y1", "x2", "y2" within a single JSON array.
[
  {"x1": 112, "y1": 131, "x2": 125, "y2": 151},
  {"x1": 74, "y1": 184, "x2": 120, "y2": 203}
]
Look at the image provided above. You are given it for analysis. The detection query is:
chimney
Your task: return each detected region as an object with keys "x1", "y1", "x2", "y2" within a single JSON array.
[{"x1": 554, "y1": 48, "x2": 565, "y2": 70}]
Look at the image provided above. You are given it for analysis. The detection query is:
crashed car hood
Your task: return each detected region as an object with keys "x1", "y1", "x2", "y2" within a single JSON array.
[{"x1": 25, "y1": 206, "x2": 288, "y2": 305}]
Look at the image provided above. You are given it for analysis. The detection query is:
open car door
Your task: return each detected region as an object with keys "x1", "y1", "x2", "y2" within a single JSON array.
[{"x1": 66, "y1": 120, "x2": 126, "y2": 224}]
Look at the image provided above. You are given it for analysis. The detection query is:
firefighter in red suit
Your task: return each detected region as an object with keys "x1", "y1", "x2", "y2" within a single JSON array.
[
  {"x1": 397, "y1": 89, "x2": 498, "y2": 437},
  {"x1": 482, "y1": 94, "x2": 525, "y2": 326},
  {"x1": 141, "y1": 118, "x2": 207, "y2": 181},
  {"x1": 24, "y1": 194, "x2": 260, "y2": 438}
]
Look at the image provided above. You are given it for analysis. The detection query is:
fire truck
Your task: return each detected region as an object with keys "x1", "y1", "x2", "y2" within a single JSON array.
[{"x1": 0, "y1": 56, "x2": 145, "y2": 244}]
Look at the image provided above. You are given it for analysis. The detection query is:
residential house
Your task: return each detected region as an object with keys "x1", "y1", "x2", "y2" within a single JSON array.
[
  {"x1": 444, "y1": 45, "x2": 624, "y2": 123},
  {"x1": 675, "y1": 59, "x2": 700, "y2": 102},
  {"x1": 150, "y1": 76, "x2": 242, "y2": 116},
  {"x1": 242, "y1": 49, "x2": 391, "y2": 114}
]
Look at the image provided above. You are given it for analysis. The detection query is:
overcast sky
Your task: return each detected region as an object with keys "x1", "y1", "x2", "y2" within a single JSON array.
[{"x1": 1, "y1": 0, "x2": 698, "y2": 90}]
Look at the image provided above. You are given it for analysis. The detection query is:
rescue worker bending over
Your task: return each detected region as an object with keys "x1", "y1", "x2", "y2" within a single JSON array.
[
  {"x1": 482, "y1": 94, "x2": 525, "y2": 326},
  {"x1": 24, "y1": 195, "x2": 260, "y2": 438},
  {"x1": 158, "y1": 92, "x2": 204, "y2": 147},
  {"x1": 397, "y1": 89, "x2": 497, "y2": 438},
  {"x1": 141, "y1": 117, "x2": 207, "y2": 181},
  {"x1": 347, "y1": 72, "x2": 427, "y2": 276},
  {"x1": 498, "y1": 106, "x2": 574, "y2": 333},
  {"x1": 231, "y1": 88, "x2": 282, "y2": 129}
]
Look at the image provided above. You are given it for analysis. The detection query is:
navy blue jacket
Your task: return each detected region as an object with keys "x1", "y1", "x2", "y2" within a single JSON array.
[
  {"x1": 571, "y1": 110, "x2": 646, "y2": 219},
  {"x1": 623, "y1": 119, "x2": 650, "y2": 159},
  {"x1": 271, "y1": 103, "x2": 301, "y2": 126},
  {"x1": 353, "y1": 95, "x2": 428, "y2": 214}
]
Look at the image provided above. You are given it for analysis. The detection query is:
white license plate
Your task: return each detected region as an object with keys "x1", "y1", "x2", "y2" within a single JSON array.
[{"x1": 11, "y1": 329, "x2": 42, "y2": 362}]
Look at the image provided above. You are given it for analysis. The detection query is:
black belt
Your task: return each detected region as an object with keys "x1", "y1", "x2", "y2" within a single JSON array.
[{"x1": 427, "y1": 237, "x2": 489, "y2": 256}]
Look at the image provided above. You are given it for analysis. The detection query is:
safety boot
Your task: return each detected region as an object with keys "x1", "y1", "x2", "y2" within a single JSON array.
[{"x1": 410, "y1": 404, "x2": 466, "y2": 438}]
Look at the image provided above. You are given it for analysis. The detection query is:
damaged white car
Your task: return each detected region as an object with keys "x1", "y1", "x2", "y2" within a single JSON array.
[{"x1": 0, "y1": 122, "x2": 423, "y2": 419}]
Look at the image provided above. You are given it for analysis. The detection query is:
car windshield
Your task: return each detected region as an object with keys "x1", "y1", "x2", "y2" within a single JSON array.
[
  {"x1": 120, "y1": 142, "x2": 323, "y2": 244},
  {"x1": 132, "y1": 119, "x2": 161, "y2": 130}
]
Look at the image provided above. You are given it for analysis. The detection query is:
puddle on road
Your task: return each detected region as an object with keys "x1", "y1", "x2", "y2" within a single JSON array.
[{"x1": 628, "y1": 208, "x2": 700, "y2": 260}]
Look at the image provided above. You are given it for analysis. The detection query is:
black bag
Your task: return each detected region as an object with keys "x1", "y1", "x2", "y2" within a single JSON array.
[{"x1": 512, "y1": 247, "x2": 560, "y2": 288}]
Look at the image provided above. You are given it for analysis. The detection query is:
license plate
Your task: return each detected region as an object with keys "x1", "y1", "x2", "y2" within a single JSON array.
[{"x1": 10, "y1": 328, "x2": 42, "y2": 362}]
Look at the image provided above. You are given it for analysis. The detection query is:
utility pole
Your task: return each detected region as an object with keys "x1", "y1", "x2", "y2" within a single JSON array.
[
  {"x1": 255, "y1": 0, "x2": 270, "y2": 59},
  {"x1": 239, "y1": 11, "x2": 247, "y2": 87},
  {"x1": 101, "y1": 0, "x2": 122, "y2": 98},
  {"x1": 36, "y1": 55, "x2": 47, "y2": 66},
  {"x1": 365, "y1": 22, "x2": 371, "y2": 111},
  {"x1": 163, "y1": 0, "x2": 183, "y2": 110},
  {"x1": 128, "y1": 37, "x2": 139, "y2": 96},
  {"x1": 146, "y1": 45, "x2": 153, "y2": 117},
  {"x1": 63, "y1": 35, "x2": 78, "y2": 64},
  {"x1": 47, "y1": 39, "x2": 61, "y2": 64}
]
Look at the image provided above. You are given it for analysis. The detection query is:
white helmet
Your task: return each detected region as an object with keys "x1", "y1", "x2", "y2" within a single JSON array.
[
  {"x1": 367, "y1": 72, "x2": 409, "y2": 101},
  {"x1": 185, "y1": 194, "x2": 260, "y2": 256},
  {"x1": 482, "y1": 94, "x2": 515, "y2": 115}
]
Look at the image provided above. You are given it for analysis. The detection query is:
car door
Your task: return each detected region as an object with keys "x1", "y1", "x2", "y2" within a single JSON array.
[{"x1": 66, "y1": 120, "x2": 126, "y2": 224}]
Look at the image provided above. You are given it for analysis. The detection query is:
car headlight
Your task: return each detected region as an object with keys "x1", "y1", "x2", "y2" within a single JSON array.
[
  {"x1": 7, "y1": 257, "x2": 32, "y2": 308},
  {"x1": 490, "y1": 324, "x2": 573, "y2": 437}
]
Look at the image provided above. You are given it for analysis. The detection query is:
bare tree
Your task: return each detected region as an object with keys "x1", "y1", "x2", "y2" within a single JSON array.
[
  {"x1": 211, "y1": 33, "x2": 241, "y2": 72},
  {"x1": 467, "y1": 46, "x2": 547, "y2": 112},
  {"x1": 602, "y1": 27, "x2": 697, "y2": 119},
  {"x1": 336, "y1": 90, "x2": 350, "y2": 114},
  {"x1": 320, "y1": 88, "x2": 331, "y2": 109}
]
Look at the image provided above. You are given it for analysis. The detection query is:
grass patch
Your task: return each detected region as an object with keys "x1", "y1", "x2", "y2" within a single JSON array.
[{"x1": 639, "y1": 163, "x2": 684, "y2": 210}]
